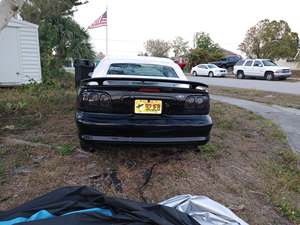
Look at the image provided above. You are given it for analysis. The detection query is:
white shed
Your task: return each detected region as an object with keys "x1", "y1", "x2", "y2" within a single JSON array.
[{"x1": 0, "y1": 18, "x2": 42, "y2": 86}]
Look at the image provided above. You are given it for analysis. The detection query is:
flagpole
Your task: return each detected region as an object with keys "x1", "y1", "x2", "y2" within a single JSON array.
[{"x1": 106, "y1": 5, "x2": 108, "y2": 56}]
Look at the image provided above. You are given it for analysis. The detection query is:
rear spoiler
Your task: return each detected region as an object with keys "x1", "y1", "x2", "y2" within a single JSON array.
[{"x1": 81, "y1": 77, "x2": 208, "y2": 90}]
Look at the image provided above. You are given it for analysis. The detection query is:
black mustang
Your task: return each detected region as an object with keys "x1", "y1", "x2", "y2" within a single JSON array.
[{"x1": 76, "y1": 57, "x2": 213, "y2": 150}]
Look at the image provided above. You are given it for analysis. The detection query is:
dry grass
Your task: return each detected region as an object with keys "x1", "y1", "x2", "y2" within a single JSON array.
[
  {"x1": 210, "y1": 86, "x2": 300, "y2": 109},
  {"x1": 0, "y1": 76, "x2": 299, "y2": 224}
]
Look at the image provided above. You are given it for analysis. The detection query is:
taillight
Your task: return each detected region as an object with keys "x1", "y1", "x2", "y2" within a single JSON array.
[
  {"x1": 79, "y1": 91, "x2": 112, "y2": 111},
  {"x1": 185, "y1": 95, "x2": 208, "y2": 110}
]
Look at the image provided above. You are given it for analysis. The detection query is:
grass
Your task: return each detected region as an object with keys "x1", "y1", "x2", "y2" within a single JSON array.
[
  {"x1": 0, "y1": 77, "x2": 299, "y2": 224},
  {"x1": 278, "y1": 200, "x2": 300, "y2": 222},
  {"x1": 0, "y1": 74, "x2": 75, "y2": 133},
  {"x1": 198, "y1": 143, "x2": 219, "y2": 158},
  {"x1": 56, "y1": 144, "x2": 76, "y2": 156},
  {"x1": 271, "y1": 150, "x2": 300, "y2": 223},
  {"x1": 210, "y1": 86, "x2": 300, "y2": 109}
]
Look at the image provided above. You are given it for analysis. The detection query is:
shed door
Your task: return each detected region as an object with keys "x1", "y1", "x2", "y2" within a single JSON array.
[{"x1": 0, "y1": 27, "x2": 20, "y2": 84}]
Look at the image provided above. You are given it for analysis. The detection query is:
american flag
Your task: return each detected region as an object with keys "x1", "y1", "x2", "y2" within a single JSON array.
[{"x1": 88, "y1": 11, "x2": 107, "y2": 29}]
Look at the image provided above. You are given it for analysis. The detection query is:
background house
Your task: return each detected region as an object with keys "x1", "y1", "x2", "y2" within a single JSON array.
[
  {"x1": 0, "y1": 18, "x2": 42, "y2": 86},
  {"x1": 276, "y1": 59, "x2": 300, "y2": 70}
]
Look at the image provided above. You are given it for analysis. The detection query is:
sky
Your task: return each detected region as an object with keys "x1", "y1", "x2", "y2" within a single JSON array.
[{"x1": 73, "y1": 0, "x2": 300, "y2": 56}]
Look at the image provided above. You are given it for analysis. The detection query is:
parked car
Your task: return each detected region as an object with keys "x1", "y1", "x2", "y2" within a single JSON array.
[
  {"x1": 209, "y1": 55, "x2": 242, "y2": 69},
  {"x1": 191, "y1": 64, "x2": 227, "y2": 77},
  {"x1": 76, "y1": 56, "x2": 213, "y2": 151},
  {"x1": 233, "y1": 59, "x2": 292, "y2": 81}
]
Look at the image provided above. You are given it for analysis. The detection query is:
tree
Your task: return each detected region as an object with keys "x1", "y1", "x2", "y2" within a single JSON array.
[
  {"x1": 187, "y1": 48, "x2": 223, "y2": 69},
  {"x1": 144, "y1": 39, "x2": 171, "y2": 57},
  {"x1": 21, "y1": 0, "x2": 87, "y2": 24},
  {"x1": 0, "y1": 0, "x2": 24, "y2": 31},
  {"x1": 21, "y1": 0, "x2": 95, "y2": 80},
  {"x1": 239, "y1": 19, "x2": 299, "y2": 60},
  {"x1": 187, "y1": 32, "x2": 223, "y2": 68},
  {"x1": 193, "y1": 32, "x2": 220, "y2": 53},
  {"x1": 172, "y1": 36, "x2": 189, "y2": 57}
]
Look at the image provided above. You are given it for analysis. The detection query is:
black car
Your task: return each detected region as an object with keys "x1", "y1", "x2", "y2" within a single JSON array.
[
  {"x1": 209, "y1": 55, "x2": 242, "y2": 69},
  {"x1": 75, "y1": 57, "x2": 213, "y2": 150}
]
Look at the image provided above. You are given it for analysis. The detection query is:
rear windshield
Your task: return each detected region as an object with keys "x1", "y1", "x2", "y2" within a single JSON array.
[{"x1": 107, "y1": 63, "x2": 178, "y2": 78}]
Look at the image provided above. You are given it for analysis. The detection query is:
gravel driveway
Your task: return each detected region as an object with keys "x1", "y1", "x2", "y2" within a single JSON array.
[
  {"x1": 188, "y1": 76, "x2": 300, "y2": 95},
  {"x1": 212, "y1": 95, "x2": 300, "y2": 155}
]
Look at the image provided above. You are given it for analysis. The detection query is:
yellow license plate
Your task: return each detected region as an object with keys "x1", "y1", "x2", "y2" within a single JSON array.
[{"x1": 134, "y1": 100, "x2": 162, "y2": 114}]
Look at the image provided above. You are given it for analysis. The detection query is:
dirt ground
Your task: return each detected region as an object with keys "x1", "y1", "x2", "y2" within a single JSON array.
[{"x1": 0, "y1": 79, "x2": 299, "y2": 224}]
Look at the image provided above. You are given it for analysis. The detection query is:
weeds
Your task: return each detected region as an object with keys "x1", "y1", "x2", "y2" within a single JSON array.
[
  {"x1": 277, "y1": 199, "x2": 300, "y2": 223},
  {"x1": 198, "y1": 143, "x2": 219, "y2": 158},
  {"x1": 261, "y1": 120, "x2": 287, "y2": 144},
  {"x1": 0, "y1": 73, "x2": 75, "y2": 129},
  {"x1": 266, "y1": 148, "x2": 300, "y2": 223},
  {"x1": 57, "y1": 144, "x2": 75, "y2": 156}
]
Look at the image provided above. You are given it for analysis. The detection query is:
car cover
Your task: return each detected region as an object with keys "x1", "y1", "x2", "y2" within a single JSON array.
[
  {"x1": 160, "y1": 195, "x2": 248, "y2": 225},
  {"x1": 0, "y1": 186, "x2": 199, "y2": 225}
]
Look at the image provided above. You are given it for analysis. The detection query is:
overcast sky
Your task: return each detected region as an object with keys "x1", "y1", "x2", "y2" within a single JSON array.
[{"x1": 74, "y1": 0, "x2": 300, "y2": 56}]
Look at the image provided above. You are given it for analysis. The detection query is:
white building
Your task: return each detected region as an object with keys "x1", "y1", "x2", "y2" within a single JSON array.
[
  {"x1": 0, "y1": 18, "x2": 42, "y2": 86},
  {"x1": 276, "y1": 59, "x2": 300, "y2": 70}
]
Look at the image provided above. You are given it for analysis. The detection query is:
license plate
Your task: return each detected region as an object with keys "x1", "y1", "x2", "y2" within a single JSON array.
[{"x1": 134, "y1": 100, "x2": 162, "y2": 114}]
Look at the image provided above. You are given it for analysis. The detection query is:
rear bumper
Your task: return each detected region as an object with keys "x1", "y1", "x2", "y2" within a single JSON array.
[{"x1": 76, "y1": 111, "x2": 213, "y2": 145}]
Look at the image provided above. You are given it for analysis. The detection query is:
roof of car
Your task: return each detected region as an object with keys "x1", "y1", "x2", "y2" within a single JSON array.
[
  {"x1": 102, "y1": 56, "x2": 175, "y2": 64},
  {"x1": 92, "y1": 55, "x2": 187, "y2": 81}
]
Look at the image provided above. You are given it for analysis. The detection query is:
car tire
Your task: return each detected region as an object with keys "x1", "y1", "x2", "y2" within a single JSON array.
[
  {"x1": 236, "y1": 71, "x2": 245, "y2": 79},
  {"x1": 192, "y1": 71, "x2": 197, "y2": 76},
  {"x1": 208, "y1": 72, "x2": 214, "y2": 77},
  {"x1": 265, "y1": 72, "x2": 274, "y2": 81},
  {"x1": 80, "y1": 139, "x2": 95, "y2": 152}
]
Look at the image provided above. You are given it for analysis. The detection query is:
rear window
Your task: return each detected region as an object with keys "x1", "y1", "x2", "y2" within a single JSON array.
[
  {"x1": 235, "y1": 60, "x2": 245, "y2": 66},
  {"x1": 107, "y1": 63, "x2": 178, "y2": 78}
]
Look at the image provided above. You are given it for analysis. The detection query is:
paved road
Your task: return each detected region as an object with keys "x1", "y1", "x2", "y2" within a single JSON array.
[
  {"x1": 212, "y1": 95, "x2": 300, "y2": 155},
  {"x1": 188, "y1": 76, "x2": 300, "y2": 95}
]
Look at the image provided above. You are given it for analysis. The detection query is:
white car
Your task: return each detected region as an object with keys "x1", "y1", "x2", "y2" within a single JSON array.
[
  {"x1": 233, "y1": 59, "x2": 292, "y2": 81},
  {"x1": 191, "y1": 64, "x2": 227, "y2": 77}
]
